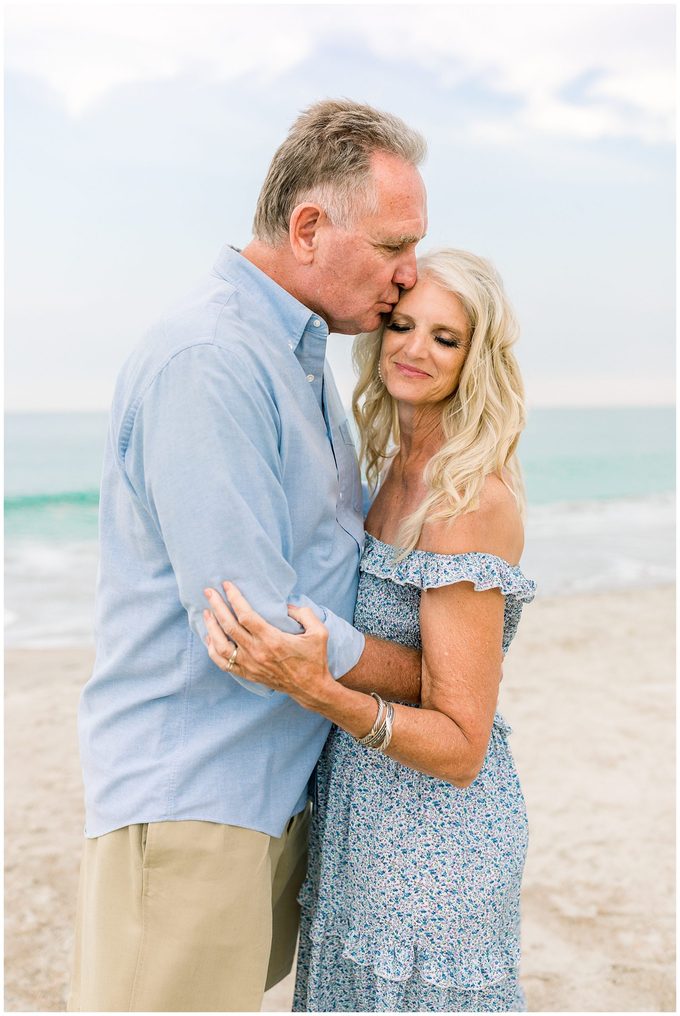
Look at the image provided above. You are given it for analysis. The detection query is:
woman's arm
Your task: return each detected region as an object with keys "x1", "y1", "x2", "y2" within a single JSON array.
[
  {"x1": 383, "y1": 480, "x2": 521, "y2": 783},
  {"x1": 203, "y1": 576, "x2": 503, "y2": 788},
  {"x1": 338, "y1": 636, "x2": 421, "y2": 704},
  {"x1": 388, "y1": 581, "x2": 504, "y2": 785}
]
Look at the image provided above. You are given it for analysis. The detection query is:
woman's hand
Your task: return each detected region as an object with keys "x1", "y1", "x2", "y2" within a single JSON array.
[{"x1": 203, "y1": 582, "x2": 334, "y2": 710}]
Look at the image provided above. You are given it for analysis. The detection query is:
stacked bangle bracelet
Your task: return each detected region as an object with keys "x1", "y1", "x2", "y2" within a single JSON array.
[{"x1": 355, "y1": 692, "x2": 395, "y2": 752}]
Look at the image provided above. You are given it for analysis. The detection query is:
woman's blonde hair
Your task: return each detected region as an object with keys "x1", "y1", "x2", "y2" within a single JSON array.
[{"x1": 352, "y1": 248, "x2": 527, "y2": 557}]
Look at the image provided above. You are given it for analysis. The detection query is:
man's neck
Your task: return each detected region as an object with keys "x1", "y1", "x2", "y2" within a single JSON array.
[
  {"x1": 240, "y1": 239, "x2": 331, "y2": 330},
  {"x1": 241, "y1": 239, "x2": 301, "y2": 301}
]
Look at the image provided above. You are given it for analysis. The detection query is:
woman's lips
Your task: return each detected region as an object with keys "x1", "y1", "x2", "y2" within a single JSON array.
[{"x1": 394, "y1": 362, "x2": 431, "y2": 378}]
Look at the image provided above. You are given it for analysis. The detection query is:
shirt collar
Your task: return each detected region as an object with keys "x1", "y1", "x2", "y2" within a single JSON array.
[{"x1": 212, "y1": 244, "x2": 329, "y2": 352}]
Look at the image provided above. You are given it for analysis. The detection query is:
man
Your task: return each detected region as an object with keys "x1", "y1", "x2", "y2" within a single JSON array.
[{"x1": 69, "y1": 99, "x2": 428, "y2": 1012}]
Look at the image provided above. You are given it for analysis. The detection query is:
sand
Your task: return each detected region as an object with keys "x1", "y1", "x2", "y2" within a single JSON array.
[{"x1": 4, "y1": 586, "x2": 675, "y2": 1012}]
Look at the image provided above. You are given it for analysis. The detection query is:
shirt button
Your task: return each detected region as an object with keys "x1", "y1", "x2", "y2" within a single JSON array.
[
  {"x1": 288, "y1": 341, "x2": 294, "y2": 350},
  {"x1": 306, "y1": 374, "x2": 315, "y2": 382},
  {"x1": 312, "y1": 319, "x2": 321, "y2": 328},
  {"x1": 339, "y1": 492, "x2": 344, "y2": 501}
]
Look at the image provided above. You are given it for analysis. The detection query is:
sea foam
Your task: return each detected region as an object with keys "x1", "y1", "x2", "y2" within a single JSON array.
[{"x1": 522, "y1": 492, "x2": 675, "y2": 596}]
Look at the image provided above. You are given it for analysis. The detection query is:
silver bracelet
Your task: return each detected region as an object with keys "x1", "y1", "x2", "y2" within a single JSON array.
[
  {"x1": 362, "y1": 716, "x2": 389, "y2": 749},
  {"x1": 356, "y1": 692, "x2": 386, "y2": 746},
  {"x1": 376, "y1": 702, "x2": 395, "y2": 753},
  {"x1": 357, "y1": 696, "x2": 395, "y2": 752}
]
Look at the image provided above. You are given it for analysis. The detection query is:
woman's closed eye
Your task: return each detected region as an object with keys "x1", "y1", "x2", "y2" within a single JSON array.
[{"x1": 386, "y1": 320, "x2": 462, "y2": 348}]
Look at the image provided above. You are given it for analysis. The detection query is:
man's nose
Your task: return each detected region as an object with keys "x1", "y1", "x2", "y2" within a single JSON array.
[{"x1": 393, "y1": 251, "x2": 418, "y2": 291}]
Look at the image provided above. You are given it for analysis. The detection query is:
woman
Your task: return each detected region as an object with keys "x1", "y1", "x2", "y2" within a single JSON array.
[{"x1": 204, "y1": 249, "x2": 535, "y2": 1011}]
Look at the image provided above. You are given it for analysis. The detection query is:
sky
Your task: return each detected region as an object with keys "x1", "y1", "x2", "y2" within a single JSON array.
[{"x1": 4, "y1": 2, "x2": 676, "y2": 411}]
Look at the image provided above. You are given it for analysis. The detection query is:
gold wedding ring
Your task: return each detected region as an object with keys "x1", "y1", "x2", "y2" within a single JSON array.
[{"x1": 225, "y1": 644, "x2": 239, "y2": 672}]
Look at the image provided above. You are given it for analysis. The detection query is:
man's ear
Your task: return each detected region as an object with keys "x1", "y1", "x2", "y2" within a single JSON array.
[{"x1": 289, "y1": 203, "x2": 324, "y2": 265}]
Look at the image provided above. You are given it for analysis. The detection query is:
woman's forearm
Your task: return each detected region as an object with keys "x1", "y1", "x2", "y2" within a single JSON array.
[
  {"x1": 338, "y1": 635, "x2": 422, "y2": 703},
  {"x1": 295, "y1": 678, "x2": 487, "y2": 788},
  {"x1": 384, "y1": 703, "x2": 484, "y2": 787}
]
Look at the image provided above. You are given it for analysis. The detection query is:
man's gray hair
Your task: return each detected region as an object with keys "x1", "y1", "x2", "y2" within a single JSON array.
[{"x1": 253, "y1": 98, "x2": 427, "y2": 246}]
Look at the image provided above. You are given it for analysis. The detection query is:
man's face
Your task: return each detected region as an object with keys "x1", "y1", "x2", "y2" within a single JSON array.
[{"x1": 310, "y1": 152, "x2": 428, "y2": 334}]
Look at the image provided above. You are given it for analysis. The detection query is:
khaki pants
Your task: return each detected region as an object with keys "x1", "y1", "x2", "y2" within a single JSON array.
[{"x1": 67, "y1": 806, "x2": 310, "y2": 1012}]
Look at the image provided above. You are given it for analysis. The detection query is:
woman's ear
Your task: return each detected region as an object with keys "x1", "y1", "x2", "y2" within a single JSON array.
[{"x1": 289, "y1": 203, "x2": 323, "y2": 265}]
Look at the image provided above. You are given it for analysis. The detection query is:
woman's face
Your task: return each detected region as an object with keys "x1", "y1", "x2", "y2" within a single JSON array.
[{"x1": 380, "y1": 275, "x2": 471, "y2": 407}]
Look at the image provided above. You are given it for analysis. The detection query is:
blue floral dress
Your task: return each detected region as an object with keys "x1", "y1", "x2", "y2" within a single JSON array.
[{"x1": 293, "y1": 534, "x2": 536, "y2": 1013}]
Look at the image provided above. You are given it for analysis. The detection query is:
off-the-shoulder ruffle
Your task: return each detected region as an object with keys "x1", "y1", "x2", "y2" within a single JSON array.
[
  {"x1": 360, "y1": 533, "x2": 536, "y2": 603},
  {"x1": 296, "y1": 903, "x2": 520, "y2": 991}
]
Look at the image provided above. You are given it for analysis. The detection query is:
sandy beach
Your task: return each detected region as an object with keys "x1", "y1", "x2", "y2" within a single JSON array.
[{"x1": 4, "y1": 586, "x2": 675, "y2": 1012}]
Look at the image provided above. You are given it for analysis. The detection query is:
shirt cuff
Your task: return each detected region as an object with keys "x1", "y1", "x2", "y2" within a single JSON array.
[
  {"x1": 211, "y1": 606, "x2": 365, "y2": 695},
  {"x1": 323, "y1": 609, "x2": 366, "y2": 680},
  {"x1": 230, "y1": 674, "x2": 275, "y2": 697}
]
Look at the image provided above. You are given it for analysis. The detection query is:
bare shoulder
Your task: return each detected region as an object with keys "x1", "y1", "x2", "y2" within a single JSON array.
[{"x1": 419, "y1": 474, "x2": 524, "y2": 565}]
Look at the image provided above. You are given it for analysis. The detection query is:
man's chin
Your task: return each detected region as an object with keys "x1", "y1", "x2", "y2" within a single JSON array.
[
  {"x1": 332, "y1": 312, "x2": 383, "y2": 335},
  {"x1": 357, "y1": 312, "x2": 384, "y2": 334}
]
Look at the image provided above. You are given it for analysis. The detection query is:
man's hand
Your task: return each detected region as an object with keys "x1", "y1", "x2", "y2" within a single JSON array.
[{"x1": 203, "y1": 582, "x2": 335, "y2": 711}]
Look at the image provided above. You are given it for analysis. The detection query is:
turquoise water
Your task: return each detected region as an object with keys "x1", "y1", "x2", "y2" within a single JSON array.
[
  {"x1": 521, "y1": 406, "x2": 675, "y2": 504},
  {"x1": 5, "y1": 412, "x2": 106, "y2": 541},
  {"x1": 4, "y1": 407, "x2": 675, "y2": 542}
]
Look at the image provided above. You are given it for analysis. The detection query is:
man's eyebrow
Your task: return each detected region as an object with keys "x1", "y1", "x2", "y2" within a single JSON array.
[{"x1": 378, "y1": 233, "x2": 425, "y2": 247}]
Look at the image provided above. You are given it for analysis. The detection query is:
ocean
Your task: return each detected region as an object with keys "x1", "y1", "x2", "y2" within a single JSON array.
[{"x1": 4, "y1": 407, "x2": 675, "y2": 647}]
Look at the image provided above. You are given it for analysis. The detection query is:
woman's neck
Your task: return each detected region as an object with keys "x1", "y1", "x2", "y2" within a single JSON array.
[{"x1": 394, "y1": 401, "x2": 445, "y2": 475}]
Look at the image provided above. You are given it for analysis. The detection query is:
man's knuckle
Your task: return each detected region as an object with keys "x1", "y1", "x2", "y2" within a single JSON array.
[{"x1": 251, "y1": 646, "x2": 268, "y2": 666}]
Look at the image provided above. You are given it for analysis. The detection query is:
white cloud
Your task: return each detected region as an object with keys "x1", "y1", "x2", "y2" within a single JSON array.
[
  {"x1": 5, "y1": 3, "x2": 675, "y2": 142},
  {"x1": 5, "y1": 4, "x2": 315, "y2": 115},
  {"x1": 361, "y1": 4, "x2": 675, "y2": 144}
]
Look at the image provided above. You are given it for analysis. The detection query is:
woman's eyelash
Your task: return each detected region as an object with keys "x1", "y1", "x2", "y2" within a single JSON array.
[{"x1": 387, "y1": 321, "x2": 460, "y2": 348}]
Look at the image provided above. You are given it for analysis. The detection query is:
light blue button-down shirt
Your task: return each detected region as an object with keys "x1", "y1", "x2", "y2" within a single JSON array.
[{"x1": 79, "y1": 245, "x2": 366, "y2": 838}]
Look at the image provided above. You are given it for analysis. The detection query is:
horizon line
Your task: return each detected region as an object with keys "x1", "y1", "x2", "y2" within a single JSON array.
[{"x1": 4, "y1": 403, "x2": 676, "y2": 416}]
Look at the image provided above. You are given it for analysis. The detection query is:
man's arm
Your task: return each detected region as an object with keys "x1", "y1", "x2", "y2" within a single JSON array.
[
  {"x1": 123, "y1": 342, "x2": 364, "y2": 694},
  {"x1": 339, "y1": 636, "x2": 421, "y2": 704}
]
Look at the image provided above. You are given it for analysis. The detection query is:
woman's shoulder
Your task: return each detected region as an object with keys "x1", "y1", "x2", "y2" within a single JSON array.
[{"x1": 418, "y1": 474, "x2": 524, "y2": 565}]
